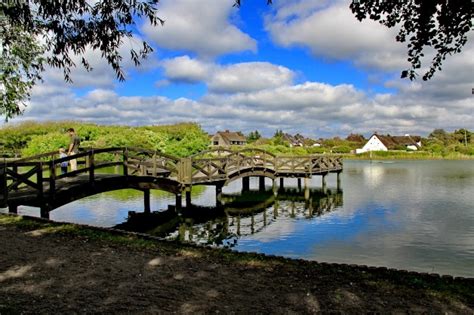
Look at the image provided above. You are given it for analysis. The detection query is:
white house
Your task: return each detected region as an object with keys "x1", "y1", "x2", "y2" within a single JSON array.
[{"x1": 356, "y1": 134, "x2": 422, "y2": 154}]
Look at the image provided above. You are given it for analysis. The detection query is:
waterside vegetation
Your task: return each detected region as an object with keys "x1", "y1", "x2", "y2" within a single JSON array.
[{"x1": 0, "y1": 122, "x2": 472, "y2": 159}]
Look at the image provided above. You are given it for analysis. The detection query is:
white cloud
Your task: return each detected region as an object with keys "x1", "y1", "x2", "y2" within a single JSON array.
[
  {"x1": 208, "y1": 62, "x2": 295, "y2": 93},
  {"x1": 142, "y1": 0, "x2": 257, "y2": 57},
  {"x1": 160, "y1": 56, "x2": 295, "y2": 93},
  {"x1": 265, "y1": 0, "x2": 408, "y2": 71},
  {"x1": 161, "y1": 56, "x2": 213, "y2": 83}
]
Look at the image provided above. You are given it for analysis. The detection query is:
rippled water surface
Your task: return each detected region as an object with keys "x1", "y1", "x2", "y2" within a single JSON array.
[{"x1": 3, "y1": 160, "x2": 474, "y2": 277}]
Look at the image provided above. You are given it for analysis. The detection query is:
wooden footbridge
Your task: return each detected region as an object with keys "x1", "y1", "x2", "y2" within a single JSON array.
[{"x1": 0, "y1": 147, "x2": 343, "y2": 218}]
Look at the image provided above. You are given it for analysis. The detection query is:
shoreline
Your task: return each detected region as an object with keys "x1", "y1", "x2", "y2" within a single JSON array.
[{"x1": 1, "y1": 213, "x2": 473, "y2": 313}]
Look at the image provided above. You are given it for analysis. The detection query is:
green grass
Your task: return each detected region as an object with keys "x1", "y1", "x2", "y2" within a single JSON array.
[{"x1": 346, "y1": 151, "x2": 474, "y2": 160}]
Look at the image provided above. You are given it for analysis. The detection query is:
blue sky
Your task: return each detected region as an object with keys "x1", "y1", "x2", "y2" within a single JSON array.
[{"x1": 4, "y1": 0, "x2": 473, "y2": 138}]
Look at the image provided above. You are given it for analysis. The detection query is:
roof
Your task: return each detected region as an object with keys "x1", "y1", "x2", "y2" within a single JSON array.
[
  {"x1": 373, "y1": 134, "x2": 421, "y2": 149},
  {"x1": 214, "y1": 131, "x2": 246, "y2": 143}
]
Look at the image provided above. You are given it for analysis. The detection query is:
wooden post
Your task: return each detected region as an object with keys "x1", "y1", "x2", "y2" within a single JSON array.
[
  {"x1": 152, "y1": 153, "x2": 157, "y2": 176},
  {"x1": 251, "y1": 214, "x2": 255, "y2": 234},
  {"x1": 175, "y1": 192, "x2": 182, "y2": 210},
  {"x1": 185, "y1": 188, "x2": 192, "y2": 207},
  {"x1": 297, "y1": 178, "x2": 302, "y2": 191},
  {"x1": 89, "y1": 150, "x2": 95, "y2": 186},
  {"x1": 272, "y1": 179, "x2": 278, "y2": 197},
  {"x1": 144, "y1": 189, "x2": 151, "y2": 213},
  {"x1": 48, "y1": 161, "x2": 56, "y2": 199},
  {"x1": 322, "y1": 173, "x2": 327, "y2": 194},
  {"x1": 236, "y1": 216, "x2": 241, "y2": 236},
  {"x1": 8, "y1": 204, "x2": 17, "y2": 214},
  {"x1": 0, "y1": 163, "x2": 7, "y2": 208},
  {"x1": 40, "y1": 204, "x2": 50, "y2": 219},
  {"x1": 178, "y1": 158, "x2": 192, "y2": 185},
  {"x1": 337, "y1": 171, "x2": 341, "y2": 191},
  {"x1": 216, "y1": 185, "x2": 223, "y2": 207},
  {"x1": 242, "y1": 176, "x2": 250, "y2": 192},
  {"x1": 259, "y1": 176, "x2": 265, "y2": 191},
  {"x1": 12, "y1": 165, "x2": 18, "y2": 191},
  {"x1": 123, "y1": 148, "x2": 129, "y2": 177},
  {"x1": 37, "y1": 163, "x2": 44, "y2": 200},
  {"x1": 114, "y1": 152, "x2": 120, "y2": 174},
  {"x1": 279, "y1": 177, "x2": 284, "y2": 189},
  {"x1": 273, "y1": 200, "x2": 279, "y2": 219},
  {"x1": 304, "y1": 177, "x2": 310, "y2": 201}
]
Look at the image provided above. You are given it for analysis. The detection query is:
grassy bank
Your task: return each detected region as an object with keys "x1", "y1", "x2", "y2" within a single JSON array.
[
  {"x1": 344, "y1": 150, "x2": 474, "y2": 160},
  {"x1": 1, "y1": 213, "x2": 473, "y2": 313}
]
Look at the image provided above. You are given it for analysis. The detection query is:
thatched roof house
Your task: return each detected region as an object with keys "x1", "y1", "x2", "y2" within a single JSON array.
[
  {"x1": 356, "y1": 134, "x2": 422, "y2": 153},
  {"x1": 211, "y1": 130, "x2": 247, "y2": 147}
]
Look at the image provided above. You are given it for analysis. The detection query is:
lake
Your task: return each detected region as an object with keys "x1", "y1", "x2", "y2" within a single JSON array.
[{"x1": 3, "y1": 160, "x2": 474, "y2": 277}]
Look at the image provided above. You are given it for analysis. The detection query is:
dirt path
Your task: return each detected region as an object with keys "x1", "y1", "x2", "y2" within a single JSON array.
[{"x1": 0, "y1": 215, "x2": 473, "y2": 314}]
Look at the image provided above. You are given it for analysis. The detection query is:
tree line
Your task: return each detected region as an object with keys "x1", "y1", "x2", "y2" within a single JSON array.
[{"x1": 1, "y1": 122, "x2": 471, "y2": 158}]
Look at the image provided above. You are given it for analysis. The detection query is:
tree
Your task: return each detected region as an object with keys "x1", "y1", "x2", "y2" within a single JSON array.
[
  {"x1": 453, "y1": 128, "x2": 472, "y2": 146},
  {"x1": 1, "y1": 0, "x2": 162, "y2": 120},
  {"x1": 1, "y1": 20, "x2": 45, "y2": 120},
  {"x1": 350, "y1": 0, "x2": 472, "y2": 80},
  {"x1": 247, "y1": 130, "x2": 261, "y2": 142}
]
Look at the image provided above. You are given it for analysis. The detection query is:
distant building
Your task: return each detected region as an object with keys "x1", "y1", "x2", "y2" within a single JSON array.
[
  {"x1": 356, "y1": 134, "x2": 422, "y2": 154},
  {"x1": 211, "y1": 130, "x2": 247, "y2": 146}
]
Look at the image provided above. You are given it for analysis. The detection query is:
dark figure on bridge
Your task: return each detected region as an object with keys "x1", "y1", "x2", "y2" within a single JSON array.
[{"x1": 67, "y1": 128, "x2": 80, "y2": 171}]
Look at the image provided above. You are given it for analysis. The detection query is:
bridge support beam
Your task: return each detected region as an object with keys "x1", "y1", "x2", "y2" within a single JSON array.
[
  {"x1": 144, "y1": 189, "x2": 151, "y2": 214},
  {"x1": 304, "y1": 177, "x2": 310, "y2": 201},
  {"x1": 272, "y1": 179, "x2": 278, "y2": 196},
  {"x1": 216, "y1": 185, "x2": 223, "y2": 207},
  {"x1": 279, "y1": 178, "x2": 284, "y2": 189},
  {"x1": 322, "y1": 173, "x2": 327, "y2": 194},
  {"x1": 336, "y1": 171, "x2": 342, "y2": 192},
  {"x1": 297, "y1": 178, "x2": 302, "y2": 191},
  {"x1": 259, "y1": 176, "x2": 265, "y2": 192},
  {"x1": 185, "y1": 189, "x2": 192, "y2": 207},
  {"x1": 8, "y1": 204, "x2": 18, "y2": 214},
  {"x1": 40, "y1": 205, "x2": 50, "y2": 219},
  {"x1": 242, "y1": 177, "x2": 250, "y2": 192},
  {"x1": 175, "y1": 193, "x2": 182, "y2": 210}
]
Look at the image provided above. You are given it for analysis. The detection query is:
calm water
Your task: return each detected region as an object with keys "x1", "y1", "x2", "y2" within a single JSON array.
[{"x1": 3, "y1": 160, "x2": 474, "y2": 277}]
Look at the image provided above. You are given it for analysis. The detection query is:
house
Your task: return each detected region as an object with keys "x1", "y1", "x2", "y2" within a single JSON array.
[
  {"x1": 211, "y1": 130, "x2": 247, "y2": 147},
  {"x1": 356, "y1": 134, "x2": 422, "y2": 154},
  {"x1": 282, "y1": 133, "x2": 304, "y2": 147}
]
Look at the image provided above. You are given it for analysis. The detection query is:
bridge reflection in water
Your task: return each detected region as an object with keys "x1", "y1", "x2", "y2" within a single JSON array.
[{"x1": 116, "y1": 187, "x2": 343, "y2": 248}]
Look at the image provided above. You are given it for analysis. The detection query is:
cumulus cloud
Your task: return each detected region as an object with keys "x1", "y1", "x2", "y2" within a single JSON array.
[
  {"x1": 161, "y1": 56, "x2": 213, "y2": 83},
  {"x1": 265, "y1": 0, "x2": 408, "y2": 71},
  {"x1": 142, "y1": 0, "x2": 257, "y2": 57},
  {"x1": 160, "y1": 56, "x2": 295, "y2": 93},
  {"x1": 207, "y1": 62, "x2": 295, "y2": 93}
]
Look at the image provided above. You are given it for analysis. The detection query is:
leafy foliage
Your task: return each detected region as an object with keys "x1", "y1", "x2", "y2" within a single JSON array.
[
  {"x1": 351, "y1": 0, "x2": 473, "y2": 80},
  {"x1": 0, "y1": 20, "x2": 45, "y2": 120},
  {"x1": 0, "y1": 122, "x2": 210, "y2": 158},
  {"x1": 1, "y1": 0, "x2": 162, "y2": 119}
]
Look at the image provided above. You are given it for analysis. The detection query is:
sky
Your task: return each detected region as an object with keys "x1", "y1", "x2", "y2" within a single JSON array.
[{"x1": 4, "y1": 0, "x2": 473, "y2": 138}]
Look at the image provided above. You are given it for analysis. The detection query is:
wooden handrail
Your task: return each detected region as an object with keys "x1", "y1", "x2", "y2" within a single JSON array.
[{"x1": 3, "y1": 147, "x2": 343, "y2": 201}]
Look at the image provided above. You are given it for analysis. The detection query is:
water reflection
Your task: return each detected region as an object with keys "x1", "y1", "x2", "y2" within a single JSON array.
[{"x1": 116, "y1": 188, "x2": 343, "y2": 248}]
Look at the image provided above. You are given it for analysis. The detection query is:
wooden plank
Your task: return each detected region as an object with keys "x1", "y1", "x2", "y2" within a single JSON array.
[
  {"x1": 0, "y1": 165, "x2": 7, "y2": 207},
  {"x1": 7, "y1": 167, "x2": 40, "y2": 191}
]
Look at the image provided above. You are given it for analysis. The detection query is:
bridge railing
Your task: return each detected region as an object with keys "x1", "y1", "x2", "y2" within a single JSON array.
[{"x1": 0, "y1": 147, "x2": 344, "y2": 207}]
